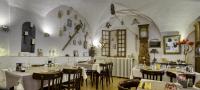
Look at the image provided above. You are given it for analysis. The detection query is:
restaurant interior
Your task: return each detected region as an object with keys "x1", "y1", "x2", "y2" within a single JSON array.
[{"x1": 1, "y1": 0, "x2": 200, "y2": 90}]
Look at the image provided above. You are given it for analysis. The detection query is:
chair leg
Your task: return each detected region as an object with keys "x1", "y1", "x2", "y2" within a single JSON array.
[
  {"x1": 85, "y1": 79, "x2": 88, "y2": 86},
  {"x1": 101, "y1": 76, "x2": 103, "y2": 88},
  {"x1": 9, "y1": 87, "x2": 14, "y2": 90}
]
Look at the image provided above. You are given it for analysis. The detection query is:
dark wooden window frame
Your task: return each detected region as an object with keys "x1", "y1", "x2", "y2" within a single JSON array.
[{"x1": 101, "y1": 29, "x2": 126, "y2": 57}]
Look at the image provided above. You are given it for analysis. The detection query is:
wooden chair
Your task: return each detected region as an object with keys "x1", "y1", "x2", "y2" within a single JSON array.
[
  {"x1": 85, "y1": 70, "x2": 96, "y2": 86},
  {"x1": 99, "y1": 63, "x2": 109, "y2": 87},
  {"x1": 184, "y1": 74, "x2": 196, "y2": 85},
  {"x1": 62, "y1": 68, "x2": 81, "y2": 90},
  {"x1": 140, "y1": 69, "x2": 164, "y2": 81},
  {"x1": 118, "y1": 78, "x2": 141, "y2": 90},
  {"x1": 166, "y1": 71, "x2": 196, "y2": 84},
  {"x1": 32, "y1": 71, "x2": 63, "y2": 90},
  {"x1": 107, "y1": 62, "x2": 113, "y2": 83},
  {"x1": 166, "y1": 71, "x2": 177, "y2": 82}
]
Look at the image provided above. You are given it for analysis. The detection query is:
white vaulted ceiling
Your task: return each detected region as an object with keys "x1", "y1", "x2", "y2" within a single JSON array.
[{"x1": 5, "y1": 0, "x2": 200, "y2": 37}]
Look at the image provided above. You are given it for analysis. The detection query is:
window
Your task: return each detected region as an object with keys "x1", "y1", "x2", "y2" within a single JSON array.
[
  {"x1": 102, "y1": 30, "x2": 110, "y2": 56},
  {"x1": 101, "y1": 29, "x2": 126, "y2": 57}
]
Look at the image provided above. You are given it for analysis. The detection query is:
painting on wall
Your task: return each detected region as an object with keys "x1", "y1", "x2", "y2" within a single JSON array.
[
  {"x1": 163, "y1": 35, "x2": 181, "y2": 54},
  {"x1": 149, "y1": 39, "x2": 161, "y2": 48}
]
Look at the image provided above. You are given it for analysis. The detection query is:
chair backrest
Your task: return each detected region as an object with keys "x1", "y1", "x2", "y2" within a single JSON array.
[
  {"x1": 118, "y1": 79, "x2": 141, "y2": 90},
  {"x1": 178, "y1": 73, "x2": 196, "y2": 85},
  {"x1": 118, "y1": 85, "x2": 130, "y2": 90},
  {"x1": 107, "y1": 62, "x2": 113, "y2": 71},
  {"x1": 99, "y1": 63, "x2": 108, "y2": 70},
  {"x1": 62, "y1": 68, "x2": 81, "y2": 90},
  {"x1": 140, "y1": 69, "x2": 164, "y2": 81},
  {"x1": 32, "y1": 71, "x2": 63, "y2": 90},
  {"x1": 166, "y1": 71, "x2": 176, "y2": 82}
]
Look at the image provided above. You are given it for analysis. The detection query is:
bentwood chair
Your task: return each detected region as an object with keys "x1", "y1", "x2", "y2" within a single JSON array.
[
  {"x1": 166, "y1": 71, "x2": 196, "y2": 84},
  {"x1": 140, "y1": 69, "x2": 164, "y2": 81},
  {"x1": 107, "y1": 62, "x2": 113, "y2": 83},
  {"x1": 32, "y1": 71, "x2": 63, "y2": 90},
  {"x1": 166, "y1": 71, "x2": 177, "y2": 82},
  {"x1": 118, "y1": 78, "x2": 141, "y2": 90},
  {"x1": 62, "y1": 68, "x2": 81, "y2": 90},
  {"x1": 99, "y1": 63, "x2": 109, "y2": 87}
]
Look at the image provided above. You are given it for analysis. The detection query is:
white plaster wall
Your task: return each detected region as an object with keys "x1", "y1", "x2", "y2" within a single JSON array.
[
  {"x1": 6, "y1": 5, "x2": 91, "y2": 57},
  {"x1": 93, "y1": 15, "x2": 161, "y2": 65},
  {"x1": 0, "y1": 0, "x2": 10, "y2": 56},
  {"x1": 94, "y1": 14, "x2": 194, "y2": 65}
]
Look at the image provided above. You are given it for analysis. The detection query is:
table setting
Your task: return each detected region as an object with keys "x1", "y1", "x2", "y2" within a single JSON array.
[
  {"x1": 137, "y1": 79, "x2": 198, "y2": 90},
  {"x1": 130, "y1": 64, "x2": 200, "y2": 90},
  {"x1": 3, "y1": 62, "x2": 87, "y2": 90}
]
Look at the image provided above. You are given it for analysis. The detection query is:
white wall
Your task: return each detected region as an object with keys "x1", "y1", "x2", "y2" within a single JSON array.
[
  {"x1": 0, "y1": 0, "x2": 10, "y2": 56},
  {"x1": 94, "y1": 14, "x2": 195, "y2": 65},
  {"x1": 5, "y1": 5, "x2": 92, "y2": 57},
  {"x1": 93, "y1": 15, "x2": 161, "y2": 65}
]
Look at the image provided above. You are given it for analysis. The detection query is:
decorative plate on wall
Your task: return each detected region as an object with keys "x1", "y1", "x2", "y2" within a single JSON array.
[
  {"x1": 66, "y1": 10, "x2": 70, "y2": 15},
  {"x1": 73, "y1": 40, "x2": 76, "y2": 45},
  {"x1": 67, "y1": 19, "x2": 72, "y2": 27}
]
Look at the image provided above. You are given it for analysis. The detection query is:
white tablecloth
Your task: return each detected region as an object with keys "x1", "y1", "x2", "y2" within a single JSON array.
[
  {"x1": 77, "y1": 63, "x2": 101, "y2": 73},
  {"x1": 130, "y1": 67, "x2": 200, "y2": 84},
  {"x1": 6, "y1": 66, "x2": 87, "y2": 90},
  {"x1": 138, "y1": 79, "x2": 198, "y2": 90}
]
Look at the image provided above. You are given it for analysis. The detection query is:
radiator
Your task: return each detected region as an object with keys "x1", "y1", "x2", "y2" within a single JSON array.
[{"x1": 97, "y1": 58, "x2": 134, "y2": 78}]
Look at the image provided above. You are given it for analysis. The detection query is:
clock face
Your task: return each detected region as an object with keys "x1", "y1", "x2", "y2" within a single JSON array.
[{"x1": 140, "y1": 28, "x2": 148, "y2": 38}]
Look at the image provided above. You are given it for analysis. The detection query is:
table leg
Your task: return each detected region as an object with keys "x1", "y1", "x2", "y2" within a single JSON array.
[{"x1": 96, "y1": 73, "x2": 99, "y2": 90}]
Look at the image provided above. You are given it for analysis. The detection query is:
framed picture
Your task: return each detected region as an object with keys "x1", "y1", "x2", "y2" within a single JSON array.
[
  {"x1": 163, "y1": 35, "x2": 181, "y2": 54},
  {"x1": 67, "y1": 19, "x2": 72, "y2": 27},
  {"x1": 149, "y1": 39, "x2": 161, "y2": 48}
]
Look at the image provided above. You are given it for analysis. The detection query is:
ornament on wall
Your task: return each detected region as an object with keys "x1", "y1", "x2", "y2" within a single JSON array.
[
  {"x1": 37, "y1": 49, "x2": 43, "y2": 56},
  {"x1": 73, "y1": 50, "x2": 79, "y2": 57},
  {"x1": 84, "y1": 32, "x2": 88, "y2": 49},
  {"x1": 110, "y1": 3, "x2": 115, "y2": 15},
  {"x1": 58, "y1": 9, "x2": 63, "y2": 19},
  {"x1": 63, "y1": 25, "x2": 67, "y2": 32},
  {"x1": 66, "y1": 10, "x2": 70, "y2": 15},
  {"x1": 106, "y1": 22, "x2": 111, "y2": 28},
  {"x1": 67, "y1": 19, "x2": 72, "y2": 27},
  {"x1": 78, "y1": 40, "x2": 82, "y2": 45},
  {"x1": 82, "y1": 22, "x2": 86, "y2": 33},
  {"x1": 62, "y1": 20, "x2": 84, "y2": 50},
  {"x1": 68, "y1": 32, "x2": 72, "y2": 39},
  {"x1": 121, "y1": 20, "x2": 124, "y2": 25},
  {"x1": 132, "y1": 18, "x2": 140, "y2": 25},
  {"x1": 73, "y1": 40, "x2": 76, "y2": 45},
  {"x1": 59, "y1": 29, "x2": 64, "y2": 36}
]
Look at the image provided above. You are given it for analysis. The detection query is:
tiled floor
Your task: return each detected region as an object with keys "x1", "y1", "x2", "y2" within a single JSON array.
[{"x1": 80, "y1": 77, "x2": 136, "y2": 90}]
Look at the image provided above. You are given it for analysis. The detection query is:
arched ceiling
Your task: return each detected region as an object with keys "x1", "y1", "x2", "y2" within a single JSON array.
[{"x1": 6, "y1": 0, "x2": 200, "y2": 37}]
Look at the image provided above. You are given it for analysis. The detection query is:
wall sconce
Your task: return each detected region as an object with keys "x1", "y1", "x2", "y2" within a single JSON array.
[
  {"x1": 44, "y1": 33, "x2": 50, "y2": 37},
  {"x1": 0, "y1": 25, "x2": 9, "y2": 32}
]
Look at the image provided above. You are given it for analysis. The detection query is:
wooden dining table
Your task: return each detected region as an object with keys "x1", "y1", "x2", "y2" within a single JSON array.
[
  {"x1": 77, "y1": 62, "x2": 103, "y2": 90},
  {"x1": 137, "y1": 79, "x2": 198, "y2": 90},
  {"x1": 131, "y1": 66, "x2": 200, "y2": 82},
  {"x1": 5, "y1": 64, "x2": 87, "y2": 90}
]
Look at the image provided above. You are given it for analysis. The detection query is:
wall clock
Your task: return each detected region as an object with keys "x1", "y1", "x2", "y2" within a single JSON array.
[{"x1": 138, "y1": 24, "x2": 149, "y2": 39}]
